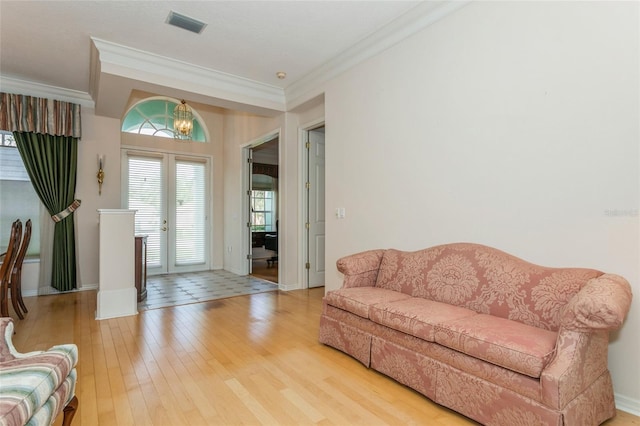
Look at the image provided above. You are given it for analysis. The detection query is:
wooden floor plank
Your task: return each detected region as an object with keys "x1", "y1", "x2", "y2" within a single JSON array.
[
  {"x1": 225, "y1": 377, "x2": 281, "y2": 425},
  {"x1": 11, "y1": 288, "x2": 638, "y2": 426}
]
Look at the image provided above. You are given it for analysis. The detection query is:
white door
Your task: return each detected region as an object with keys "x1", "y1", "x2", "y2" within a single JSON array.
[
  {"x1": 307, "y1": 128, "x2": 325, "y2": 287},
  {"x1": 125, "y1": 152, "x2": 210, "y2": 275}
]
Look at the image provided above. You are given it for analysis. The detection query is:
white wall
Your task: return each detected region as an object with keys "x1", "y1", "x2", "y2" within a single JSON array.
[
  {"x1": 76, "y1": 109, "x2": 122, "y2": 287},
  {"x1": 287, "y1": 97, "x2": 325, "y2": 289},
  {"x1": 323, "y1": 1, "x2": 639, "y2": 409},
  {"x1": 222, "y1": 111, "x2": 283, "y2": 275},
  {"x1": 221, "y1": 100, "x2": 325, "y2": 290}
]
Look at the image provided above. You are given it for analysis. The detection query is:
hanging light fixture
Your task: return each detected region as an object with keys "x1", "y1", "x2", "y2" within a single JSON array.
[{"x1": 173, "y1": 100, "x2": 193, "y2": 140}]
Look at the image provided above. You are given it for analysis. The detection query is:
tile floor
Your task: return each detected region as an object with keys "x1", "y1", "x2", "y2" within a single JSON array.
[{"x1": 137, "y1": 269, "x2": 279, "y2": 311}]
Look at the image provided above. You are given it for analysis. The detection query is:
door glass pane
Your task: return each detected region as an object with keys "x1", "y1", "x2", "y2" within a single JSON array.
[
  {"x1": 175, "y1": 160, "x2": 206, "y2": 265},
  {"x1": 128, "y1": 157, "x2": 163, "y2": 268},
  {"x1": 250, "y1": 190, "x2": 275, "y2": 232}
]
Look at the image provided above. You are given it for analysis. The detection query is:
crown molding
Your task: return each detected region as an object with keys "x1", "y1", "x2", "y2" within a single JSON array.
[
  {"x1": 285, "y1": 0, "x2": 471, "y2": 109},
  {"x1": 91, "y1": 37, "x2": 286, "y2": 111},
  {"x1": 3, "y1": 1, "x2": 468, "y2": 114},
  {"x1": 0, "y1": 76, "x2": 95, "y2": 108}
]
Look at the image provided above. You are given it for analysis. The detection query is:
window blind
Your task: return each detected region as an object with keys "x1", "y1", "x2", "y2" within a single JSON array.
[
  {"x1": 127, "y1": 156, "x2": 163, "y2": 267},
  {"x1": 175, "y1": 160, "x2": 206, "y2": 265}
]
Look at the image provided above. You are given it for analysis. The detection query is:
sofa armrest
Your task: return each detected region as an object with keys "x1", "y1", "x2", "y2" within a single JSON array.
[
  {"x1": 336, "y1": 249, "x2": 385, "y2": 288},
  {"x1": 560, "y1": 274, "x2": 632, "y2": 332},
  {"x1": 541, "y1": 274, "x2": 631, "y2": 409},
  {"x1": 541, "y1": 329, "x2": 610, "y2": 409}
]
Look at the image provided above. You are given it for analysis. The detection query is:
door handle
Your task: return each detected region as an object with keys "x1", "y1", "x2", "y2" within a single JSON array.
[{"x1": 161, "y1": 226, "x2": 167, "y2": 231}]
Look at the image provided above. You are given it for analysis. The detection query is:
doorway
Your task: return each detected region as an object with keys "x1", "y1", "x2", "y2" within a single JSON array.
[
  {"x1": 247, "y1": 137, "x2": 279, "y2": 283},
  {"x1": 123, "y1": 150, "x2": 210, "y2": 275},
  {"x1": 304, "y1": 126, "x2": 325, "y2": 288}
]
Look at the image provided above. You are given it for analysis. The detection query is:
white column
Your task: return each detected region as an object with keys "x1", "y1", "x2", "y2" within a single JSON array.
[{"x1": 96, "y1": 209, "x2": 137, "y2": 319}]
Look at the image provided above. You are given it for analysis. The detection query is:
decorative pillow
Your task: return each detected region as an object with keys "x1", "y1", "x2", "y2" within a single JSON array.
[{"x1": 375, "y1": 247, "x2": 444, "y2": 295}]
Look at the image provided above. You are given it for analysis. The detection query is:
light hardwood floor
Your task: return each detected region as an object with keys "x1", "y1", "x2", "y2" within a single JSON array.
[{"x1": 10, "y1": 289, "x2": 639, "y2": 426}]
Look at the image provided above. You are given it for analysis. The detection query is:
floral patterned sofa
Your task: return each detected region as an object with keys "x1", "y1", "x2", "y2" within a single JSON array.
[
  {"x1": 0, "y1": 318, "x2": 78, "y2": 426},
  {"x1": 319, "y1": 243, "x2": 632, "y2": 426}
]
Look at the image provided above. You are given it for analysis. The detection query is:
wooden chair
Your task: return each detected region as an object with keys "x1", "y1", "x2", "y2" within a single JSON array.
[
  {"x1": 9, "y1": 219, "x2": 31, "y2": 319},
  {"x1": 0, "y1": 220, "x2": 21, "y2": 318}
]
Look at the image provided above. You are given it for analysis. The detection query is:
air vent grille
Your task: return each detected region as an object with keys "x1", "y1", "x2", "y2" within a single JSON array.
[{"x1": 166, "y1": 11, "x2": 207, "y2": 34}]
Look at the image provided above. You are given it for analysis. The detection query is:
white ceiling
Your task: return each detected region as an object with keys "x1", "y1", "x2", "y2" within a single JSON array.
[{"x1": 0, "y1": 1, "x2": 462, "y2": 116}]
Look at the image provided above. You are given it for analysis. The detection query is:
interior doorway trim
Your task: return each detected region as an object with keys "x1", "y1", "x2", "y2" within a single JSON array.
[
  {"x1": 299, "y1": 118, "x2": 325, "y2": 289},
  {"x1": 241, "y1": 129, "x2": 281, "y2": 281}
]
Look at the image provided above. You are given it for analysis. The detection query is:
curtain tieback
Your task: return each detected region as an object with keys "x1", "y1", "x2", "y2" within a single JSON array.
[{"x1": 52, "y1": 200, "x2": 82, "y2": 223}]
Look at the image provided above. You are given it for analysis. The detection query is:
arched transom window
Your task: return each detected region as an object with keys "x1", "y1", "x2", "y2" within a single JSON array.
[{"x1": 121, "y1": 98, "x2": 207, "y2": 142}]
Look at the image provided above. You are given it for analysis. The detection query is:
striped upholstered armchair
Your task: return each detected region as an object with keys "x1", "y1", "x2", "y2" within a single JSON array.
[{"x1": 0, "y1": 318, "x2": 78, "y2": 426}]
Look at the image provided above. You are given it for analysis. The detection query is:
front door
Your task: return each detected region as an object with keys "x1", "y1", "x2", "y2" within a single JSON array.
[{"x1": 124, "y1": 151, "x2": 210, "y2": 275}]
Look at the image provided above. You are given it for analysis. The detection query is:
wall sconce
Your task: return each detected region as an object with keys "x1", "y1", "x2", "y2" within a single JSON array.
[{"x1": 97, "y1": 155, "x2": 105, "y2": 195}]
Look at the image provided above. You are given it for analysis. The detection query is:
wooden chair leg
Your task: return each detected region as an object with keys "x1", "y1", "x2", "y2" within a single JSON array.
[
  {"x1": 61, "y1": 395, "x2": 78, "y2": 426},
  {"x1": 10, "y1": 270, "x2": 27, "y2": 318},
  {"x1": 10, "y1": 283, "x2": 24, "y2": 319},
  {"x1": 0, "y1": 281, "x2": 9, "y2": 318},
  {"x1": 16, "y1": 274, "x2": 28, "y2": 314}
]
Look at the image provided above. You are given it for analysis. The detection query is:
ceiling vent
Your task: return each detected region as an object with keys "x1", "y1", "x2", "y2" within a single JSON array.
[{"x1": 166, "y1": 11, "x2": 207, "y2": 34}]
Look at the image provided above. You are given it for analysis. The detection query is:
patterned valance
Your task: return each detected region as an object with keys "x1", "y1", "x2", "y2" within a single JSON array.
[
  {"x1": 0, "y1": 92, "x2": 82, "y2": 138},
  {"x1": 253, "y1": 162, "x2": 278, "y2": 179}
]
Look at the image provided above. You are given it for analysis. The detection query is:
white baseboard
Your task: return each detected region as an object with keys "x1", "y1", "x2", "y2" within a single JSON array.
[
  {"x1": 615, "y1": 393, "x2": 640, "y2": 416},
  {"x1": 226, "y1": 267, "x2": 246, "y2": 276},
  {"x1": 278, "y1": 282, "x2": 301, "y2": 291},
  {"x1": 81, "y1": 283, "x2": 99, "y2": 291},
  {"x1": 96, "y1": 287, "x2": 138, "y2": 320},
  {"x1": 23, "y1": 289, "x2": 39, "y2": 297},
  {"x1": 23, "y1": 283, "x2": 99, "y2": 297}
]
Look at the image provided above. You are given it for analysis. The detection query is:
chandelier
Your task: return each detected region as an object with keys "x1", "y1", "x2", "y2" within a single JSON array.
[{"x1": 173, "y1": 100, "x2": 193, "y2": 140}]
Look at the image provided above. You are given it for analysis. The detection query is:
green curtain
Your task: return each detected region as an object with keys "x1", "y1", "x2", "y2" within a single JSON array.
[
  {"x1": 14, "y1": 132, "x2": 79, "y2": 291},
  {"x1": 1, "y1": 93, "x2": 82, "y2": 292}
]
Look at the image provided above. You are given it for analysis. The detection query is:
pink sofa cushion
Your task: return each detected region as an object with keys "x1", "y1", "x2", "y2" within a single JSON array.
[
  {"x1": 323, "y1": 287, "x2": 411, "y2": 319},
  {"x1": 434, "y1": 314, "x2": 557, "y2": 378},
  {"x1": 369, "y1": 298, "x2": 477, "y2": 342}
]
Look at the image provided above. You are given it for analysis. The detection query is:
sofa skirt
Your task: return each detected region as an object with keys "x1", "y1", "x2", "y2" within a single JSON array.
[{"x1": 320, "y1": 303, "x2": 616, "y2": 426}]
